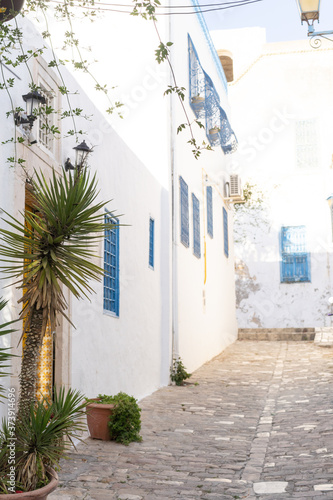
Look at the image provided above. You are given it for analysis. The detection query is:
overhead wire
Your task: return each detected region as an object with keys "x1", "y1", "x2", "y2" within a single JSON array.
[{"x1": 49, "y1": 0, "x2": 263, "y2": 15}]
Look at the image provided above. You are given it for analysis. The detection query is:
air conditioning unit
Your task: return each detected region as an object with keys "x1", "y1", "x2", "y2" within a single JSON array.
[{"x1": 225, "y1": 175, "x2": 244, "y2": 202}]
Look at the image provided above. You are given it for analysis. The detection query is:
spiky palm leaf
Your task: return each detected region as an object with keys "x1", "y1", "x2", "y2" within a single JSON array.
[
  {"x1": 0, "y1": 167, "x2": 116, "y2": 416},
  {"x1": 0, "y1": 298, "x2": 17, "y2": 400},
  {"x1": 0, "y1": 387, "x2": 87, "y2": 492},
  {"x1": 0, "y1": 168, "x2": 115, "y2": 340}
]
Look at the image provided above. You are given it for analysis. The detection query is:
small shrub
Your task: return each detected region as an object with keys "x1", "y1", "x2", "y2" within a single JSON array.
[
  {"x1": 170, "y1": 357, "x2": 191, "y2": 386},
  {"x1": 98, "y1": 392, "x2": 142, "y2": 445}
]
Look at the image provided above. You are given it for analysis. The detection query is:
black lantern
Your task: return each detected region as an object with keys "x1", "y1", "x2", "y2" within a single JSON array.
[
  {"x1": 14, "y1": 89, "x2": 46, "y2": 129},
  {"x1": 65, "y1": 140, "x2": 93, "y2": 172}
]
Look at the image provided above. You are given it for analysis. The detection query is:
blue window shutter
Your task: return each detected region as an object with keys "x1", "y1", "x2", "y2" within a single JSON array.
[
  {"x1": 192, "y1": 194, "x2": 201, "y2": 258},
  {"x1": 223, "y1": 207, "x2": 229, "y2": 258},
  {"x1": 104, "y1": 214, "x2": 120, "y2": 315},
  {"x1": 280, "y1": 226, "x2": 310, "y2": 283},
  {"x1": 149, "y1": 217, "x2": 154, "y2": 269},
  {"x1": 207, "y1": 186, "x2": 213, "y2": 238},
  {"x1": 180, "y1": 176, "x2": 189, "y2": 247}
]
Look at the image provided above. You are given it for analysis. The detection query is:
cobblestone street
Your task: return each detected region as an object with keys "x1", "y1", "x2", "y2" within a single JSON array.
[{"x1": 50, "y1": 341, "x2": 333, "y2": 499}]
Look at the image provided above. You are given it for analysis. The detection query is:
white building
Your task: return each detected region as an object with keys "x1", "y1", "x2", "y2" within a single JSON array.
[
  {"x1": 212, "y1": 28, "x2": 333, "y2": 330},
  {"x1": 0, "y1": 2, "x2": 239, "y2": 420}
]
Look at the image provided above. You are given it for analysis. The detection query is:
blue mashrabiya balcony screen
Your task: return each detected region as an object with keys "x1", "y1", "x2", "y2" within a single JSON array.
[{"x1": 188, "y1": 35, "x2": 237, "y2": 154}]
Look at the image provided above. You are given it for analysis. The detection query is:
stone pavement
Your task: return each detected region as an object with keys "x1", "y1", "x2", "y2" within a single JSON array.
[{"x1": 50, "y1": 341, "x2": 333, "y2": 499}]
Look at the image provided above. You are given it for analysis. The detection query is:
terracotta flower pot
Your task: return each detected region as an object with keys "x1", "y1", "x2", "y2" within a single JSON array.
[
  {"x1": 0, "y1": 0, "x2": 25, "y2": 23},
  {"x1": 86, "y1": 399, "x2": 114, "y2": 441},
  {"x1": 0, "y1": 468, "x2": 58, "y2": 499}
]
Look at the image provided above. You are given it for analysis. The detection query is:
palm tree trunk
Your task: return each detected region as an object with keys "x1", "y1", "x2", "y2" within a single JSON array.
[{"x1": 17, "y1": 306, "x2": 44, "y2": 420}]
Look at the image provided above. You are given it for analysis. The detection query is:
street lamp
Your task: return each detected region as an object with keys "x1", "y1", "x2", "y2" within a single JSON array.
[
  {"x1": 64, "y1": 140, "x2": 93, "y2": 172},
  {"x1": 296, "y1": 0, "x2": 320, "y2": 26},
  {"x1": 14, "y1": 90, "x2": 46, "y2": 130},
  {"x1": 296, "y1": 0, "x2": 333, "y2": 44}
]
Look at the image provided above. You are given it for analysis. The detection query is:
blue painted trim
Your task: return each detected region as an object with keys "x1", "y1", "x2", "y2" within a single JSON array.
[
  {"x1": 190, "y1": 0, "x2": 228, "y2": 94},
  {"x1": 180, "y1": 176, "x2": 190, "y2": 248},
  {"x1": 104, "y1": 213, "x2": 120, "y2": 316},
  {"x1": 223, "y1": 207, "x2": 229, "y2": 258},
  {"x1": 149, "y1": 217, "x2": 155, "y2": 269},
  {"x1": 192, "y1": 193, "x2": 201, "y2": 258},
  {"x1": 207, "y1": 186, "x2": 213, "y2": 238}
]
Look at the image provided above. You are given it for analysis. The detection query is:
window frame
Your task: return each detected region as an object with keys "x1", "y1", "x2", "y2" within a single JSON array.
[
  {"x1": 149, "y1": 217, "x2": 155, "y2": 270},
  {"x1": 223, "y1": 207, "x2": 229, "y2": 258},
  {"x1": 280, "y1": 225, "x2": 311, "y2": 283},
  {"x1": 207, "y1": 186, "x2": 213, "y2": 238},
  {"x1": 179, "y1": 176, "x2": 189, "y2": 248},
  {"x1": 192, "y1": 193, "x2": 201, "y2": 259},
  {"x1": 103, "y1": 213, "x2": 120, "y2": 317}
]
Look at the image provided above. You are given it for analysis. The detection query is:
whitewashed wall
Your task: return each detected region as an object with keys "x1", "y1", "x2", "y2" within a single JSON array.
[
  {"x1": 170, "y1": 4, "x2": 238, "y2": 371},
  {"x1": 0, "y1": 5, "x2": 239, "y2": 420},
  {"x1": 215, "y1": 30, "x2": 333, "y2": 329}
]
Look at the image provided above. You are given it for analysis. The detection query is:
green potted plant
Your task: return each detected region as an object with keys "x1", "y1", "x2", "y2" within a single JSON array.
[
  {"x1": 0, "y1": 166, "x2": 115, "y2": 496},
  {"x1": 86, "y1": 392, "x2": 142, "y2": 445}
]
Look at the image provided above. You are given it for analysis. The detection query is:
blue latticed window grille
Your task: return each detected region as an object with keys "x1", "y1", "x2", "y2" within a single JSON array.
[
  {"x1": 149, "y1": 217, "x2": 154, "y2": 269},
  {"x1": 188, "y1": 35, "x2": 238, "y2": 155},
  {"x1": 180, "y1": 176, "x2": 189, "y2": 248},
  {"x1": 207, "y1": 186, "x2": 213, "y2": 238},
  {"x1": 104, "y1": 214, "x2": 119, "y2": 316},
  {"x1": 192, "y1": 194, "x2": 201, "y2": 258},
  {"x1": 280, "y1": 226, "x2": 311, "y2": 283},
  {"x1": 295, "y1": 119, "x2": 318, "y2": 169},
  {"x1": 223, "y1": 207, "x2": 229, "y2": 258},
  {"x1": 188, "y1": 36, "x2": 206, "y2": 119}
]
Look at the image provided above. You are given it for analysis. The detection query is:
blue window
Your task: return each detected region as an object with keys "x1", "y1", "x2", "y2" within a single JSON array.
[
  {"x1": 192, "y1": 194, "x2": 201, "y2": 258},
  {"x1": 104, "y1": 214, "x2": 119, "y2": 316},
  {"x1": 223, "y1": 207, "x2": 229, "y2": 258},
  {"x1": 207, "y1": 186, "x2": 213, "y2": 238},
  {"x1": 149, "y1": 217, "x2": 154, "y2": 269},
  {"x1": 280, "y1": 226, "x2": 311, "y2": 283},
  {"x1": 180, "y1": 176, "x2": 189, "y2": 247}
]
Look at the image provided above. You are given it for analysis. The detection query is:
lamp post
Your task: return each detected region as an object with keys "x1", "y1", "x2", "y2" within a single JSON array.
[
  {"x1": 296, "y1": 0, "x2": 333, "y2": 46},
  {"x1": 64, "y1": 140, "x2": 93, "y2": 172}
]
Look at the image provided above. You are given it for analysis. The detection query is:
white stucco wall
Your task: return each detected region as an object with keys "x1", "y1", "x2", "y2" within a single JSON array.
[
  {"x1": 215, "y1": 30, "x2": 333, "y2": 329},
  {"x1": 0, "y1": 5, "x2": 239, "y2": 420}
]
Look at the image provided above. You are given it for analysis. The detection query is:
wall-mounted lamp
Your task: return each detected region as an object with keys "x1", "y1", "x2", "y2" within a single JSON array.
[
  {"x1": 296, "y1": 0, "x2": 320, "y2": 27},
  {"x1": 296, "y1": 0, "x2": 333, "y2": 45},
  {"x1": 14, "y1": 90, "x2": 46, "y2": 129},
  {"x1": 64, "y1": 140, "x2": 93, "y2": 172}
]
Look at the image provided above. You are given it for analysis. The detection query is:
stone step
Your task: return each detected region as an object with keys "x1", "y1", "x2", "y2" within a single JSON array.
[{"x1": 238, "y1": 328, "x2": 316, "y2": 341}]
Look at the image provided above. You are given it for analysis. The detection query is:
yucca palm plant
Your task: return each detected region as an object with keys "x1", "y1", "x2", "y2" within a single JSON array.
[
  {"x1": 0, "y1": 298, "x2": 16, "y2": 400},
  {"x1": 0, "y1": 167, "x2": 115, "y2": 419},
  {"x1": 0, "y1": 387, "x2": 87, "y2": 493}
]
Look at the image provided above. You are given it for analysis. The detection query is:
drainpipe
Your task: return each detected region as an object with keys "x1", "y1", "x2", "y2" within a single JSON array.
[{"x1": 169, "y1": 0, "x2": 178, "y2": 368}]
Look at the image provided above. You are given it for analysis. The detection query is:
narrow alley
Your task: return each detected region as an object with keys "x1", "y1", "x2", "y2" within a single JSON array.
[{"x1": 50, "y1": 340, "x2": 333, "y2": 500}]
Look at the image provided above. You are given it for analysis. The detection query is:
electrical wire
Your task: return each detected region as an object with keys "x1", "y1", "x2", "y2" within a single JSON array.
[{"x1": 49, "y1": 0, "x2": 263, "y2": 15}]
